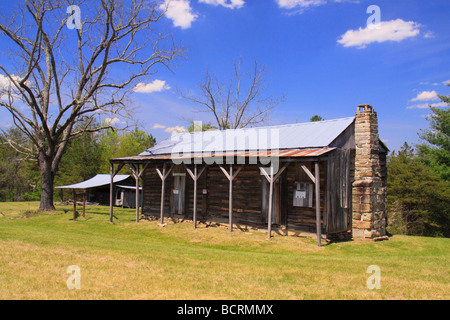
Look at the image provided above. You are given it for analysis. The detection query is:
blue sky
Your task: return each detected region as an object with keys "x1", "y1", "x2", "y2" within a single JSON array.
[{"x1": 1, "y1": 0, "x2": 450, "y2": 152}]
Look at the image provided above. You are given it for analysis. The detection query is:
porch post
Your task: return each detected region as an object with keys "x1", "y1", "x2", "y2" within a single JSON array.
[
  {"x1": 259, "y1": 163, "x2": 289, "y2": 239},
  {"x1": 155, "y1": 162, "x2": 174, "y2": 224},
  {"x1": 109, "y1": 163, "x2": 114, "y2": 222},
  {"x1": 135, "y1": 164, "x2": 140, "y2": 223},
  {"x1": 184, "y1": 164, "x2": 207, "y2": 229},
  {"x1": 218, "y1": 164, "x2": 244, "y2": 232},
  {"x1": 315, "y1": 161, "x2": 322, "y2": 247},
  {"x1": 160, "y1": 168, "x2": 166, "y2": 224},
  {"x1": 229, "y1": 165, "x2": 233, "y2": 232},
  {"x1": 82, "y1": 193, "x2": 86, "y2": 218},
  {"x1": 267, "y1": 165, "x2": 274, "y2": 239},
  {"x1": 73, "y1": 190, "x2": 77, "y2": 221},
  {"x1": 193, "y1": 164, "x2": 198, "y2": 228}
]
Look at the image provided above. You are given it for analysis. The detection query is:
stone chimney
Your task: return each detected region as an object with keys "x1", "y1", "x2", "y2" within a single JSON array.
[{"x1": 352, "y1": 105, "x2": 387, "y2": 239}]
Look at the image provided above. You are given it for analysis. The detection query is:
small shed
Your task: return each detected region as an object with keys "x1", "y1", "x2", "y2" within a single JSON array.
[
  {"x1": 56, "y1": 174, "x2": 140, "y2": 207},
  {"x1": 115, "y1": 185, "x2": 143, "y2": 208}
]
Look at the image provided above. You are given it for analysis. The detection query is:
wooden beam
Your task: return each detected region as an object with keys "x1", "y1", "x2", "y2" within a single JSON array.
[
  {"x1": 139, "y1": 162, "x2": 150, "y2": 177},
  {"x1": 273, "y1": 163, "x2": 289, "y2": 181},
  {"x1": 73, "y1": 190, "x2": 77, "y2": 221},
  {"x1": 113, "y1": 163, "x2": 124, "y2": 177},
  {"x1": 109, "y1": 163, "x2": 114, "y2": 222},
  {"x1": 257, "y1": 163, "x2": 289, "y2": 239},
  {"x1": 193, "y1": 164, "x2": 198, "y2": 229},
  {"x1": 218, "y1": 164, "x2": 231, "y2": 180},
  {"x1": 300, "y1": 163, "x2": 316, "y2": 184},
  {"x1": 267, "y1": 166, "x2": 274, "y2": 239},
  {"x1": 82, "y1": 193, "x2": 86, "y2": 218},
  {"x1": 218, "y1": 164, "x2": 244, "y2": 232},
  {"x1": 156, "y1": 163, "x2": 174, "y2": 224},
  {"x1": 135, "y1": 164, "x2": 140, "y2": 223},
  {"x1": 184, "y1": 164, "x2": 207, "y2": 229},
  {"x1": 259, "y1": 166, "x2": 271, "y2": 183},
  {"x1": 231, "y1": 165, "x2": 244, "y2": 180},
  {"x1": 229, "y1": 168, "x2": 233, "y2": 232},
  {"x1": 109, "y1": 162, "x2": 125, "y2": 223},
  {"x1": 128, "y1": 163, "x2": 151, "y2": 223},
  {"x1": 315, "y1": 161, "x2": 322, "y2": 247}
]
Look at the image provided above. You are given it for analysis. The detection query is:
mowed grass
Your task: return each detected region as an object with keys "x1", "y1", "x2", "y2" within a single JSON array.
[{"x1": 0, "y1": 202, "x2": 449, "y2": 300}]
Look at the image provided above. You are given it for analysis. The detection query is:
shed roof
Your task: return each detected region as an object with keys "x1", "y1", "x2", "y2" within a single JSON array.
[
  {"x1": 55, "y1": 174, "x2": 130, "y2": 189},
  {"x1": 140, "y1": 117, "x2": 355, "y2": 157},
  {"x1": 116, "y1": 185, "x2": 142, "y2": 191}
]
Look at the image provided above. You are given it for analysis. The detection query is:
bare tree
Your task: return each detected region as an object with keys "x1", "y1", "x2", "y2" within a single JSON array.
[
  {"x1": 179, "y1": 57, "x2": 284, "y2": 130},
  {"x1": 0, "y1": 0, "x2": 182, "y2": 211}
]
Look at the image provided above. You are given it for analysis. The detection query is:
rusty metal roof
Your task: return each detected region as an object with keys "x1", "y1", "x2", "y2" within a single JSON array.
[{"x1": 110, "y1": 148, "x2": 335, "y2": 162}]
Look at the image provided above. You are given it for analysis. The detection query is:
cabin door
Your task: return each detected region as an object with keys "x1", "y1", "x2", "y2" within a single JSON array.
[{"x1": 171, "y1": 174, "x2": 186, "y2": 215}]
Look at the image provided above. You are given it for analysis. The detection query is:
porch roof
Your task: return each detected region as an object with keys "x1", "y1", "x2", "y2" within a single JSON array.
[{"x1": 110, "y1": 147, "x2": 335, "y2": 163}]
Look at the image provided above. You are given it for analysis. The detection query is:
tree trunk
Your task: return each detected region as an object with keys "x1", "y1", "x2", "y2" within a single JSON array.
[{"x1": 38, "y1": 151, "x2": 56, "y2": 211}]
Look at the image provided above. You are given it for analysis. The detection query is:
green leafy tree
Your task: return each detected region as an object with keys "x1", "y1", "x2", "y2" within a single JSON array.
[
  {"x1": 417, "y1": 94, "x2": 450, "y2": 181},
  {"x1": 0, "y1": 128, "x2": 40, "y2": 201},
  {"x1": 55, "y1": 124, "x2": 103, "y2": 188},
  {"x1": 310, "y1": 115, "x2": 324, "y2": 122},
  {"x1": 387, "y1": 143, "x2": 450, "y2": 237},
  {"x1": 98, "y1": 128, "x2": 156, "y2": 173},
  {"x1": 187, "y1": 121, "x2": 218, "y2": 132}
]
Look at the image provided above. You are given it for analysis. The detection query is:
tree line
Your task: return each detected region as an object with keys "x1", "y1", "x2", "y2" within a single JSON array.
[
  {"x1": 387, "y1": 92, "x2": 450, "y2": 237},
  {"x1": 0, "y1": 123, "x2": 155, "y2": 202}
]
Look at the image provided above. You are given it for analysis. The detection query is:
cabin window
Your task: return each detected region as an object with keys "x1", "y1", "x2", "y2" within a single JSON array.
[{"x1": 293, "y1": 181, "x2": 313, "y2": 207}]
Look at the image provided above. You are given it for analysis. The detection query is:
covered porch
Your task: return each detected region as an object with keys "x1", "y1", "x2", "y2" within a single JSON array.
[{"x1": 109, "y1": 148, "x2": 352, "y2": 247}]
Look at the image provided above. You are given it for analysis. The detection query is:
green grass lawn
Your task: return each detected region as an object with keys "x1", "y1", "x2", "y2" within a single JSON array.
[{"x1": 0, "y1": 201, "x2": 449, "y2": 299}]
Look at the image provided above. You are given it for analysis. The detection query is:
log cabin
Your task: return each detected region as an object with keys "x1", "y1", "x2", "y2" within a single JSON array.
[{"x1": 109, "y1": 105, "x2": 388, "y2": 246}]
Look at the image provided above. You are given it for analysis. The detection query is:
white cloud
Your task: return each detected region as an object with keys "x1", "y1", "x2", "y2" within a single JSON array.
[
  {"x1": 160, "y1": 0, "x2": 197, "y2": 29},
  {"x1": 406, "y1": 102, "x2": 447, "y2": 110},
  {"x1": 276, "y1": 0, "x2": 325, "y2": 9},
  {"x1": 443, "y1": 80, "x2": 450, "y2": 86},
  {"x1": 411, "y1": 90, "x2": 439, "y2": 102},
  {"x1": 199, "y1": 0, "x2": 245, "y2": 9},
  {"x1": 0, "y1": 73, "x2": 22, "y2": 89},
  {"x1": 423, "y1": 31, "x2": 434, "y2": 38},
  {"x1": 337, "y1": 19, "x2": 421, "y2": 49},
  {"x1": 276, "y1": 0, "x2": 358, "y2": 10},
  {"x1": 165, "y1": 126, "x2": 187, "y2": 133},
  {"x1": 0, "y1": 74, "x2": 23, "y2": 101},
  {"x1": 0, "y1": 74, "x2": 11, "y2": 88},
  {"x1": 419, "y1": 81, "x2": 440, "y2": 86},
  {"x1": 152, "y1": 123, "x2": 166, "y2": 129},
  {"x1": 133, "y1": 79, "x2": 171, "y2": 93},
  {"x1": 104, "y1": 117, "x2": 121, "y2": 125}
]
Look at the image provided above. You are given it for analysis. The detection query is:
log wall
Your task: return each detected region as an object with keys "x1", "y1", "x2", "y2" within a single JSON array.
[{"x1": 141, "y1": 162, "x2": 330, "y2": 232}]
